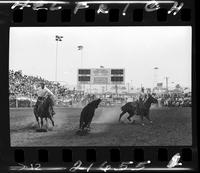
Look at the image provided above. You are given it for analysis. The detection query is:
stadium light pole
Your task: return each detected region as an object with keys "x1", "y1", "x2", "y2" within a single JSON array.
[
  {"x1": 77, "y1": 45, "x2": 84, "y2": 92},
  {"x1": 55, "y1": 35, "x2": 63, "y2": 82},
  {"x1": 78, "y1": 45, "x2": 84, "y2": 67},
  {"x1": 153, "y1": 67, "x2": 159, "y2": 90},
  {"x1": 127, "y1": 82, "x2": 130, "y2": 93}
]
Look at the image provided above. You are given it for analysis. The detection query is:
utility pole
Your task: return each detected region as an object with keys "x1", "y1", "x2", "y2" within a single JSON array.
[
  {"x1": 127, "y1": 83, "x2": 130, "y2": 93},
  {"x1": 164, "y1": 77, "x2": 169, "y2": 93},
  {"x1": 115, "y1": 84, "x2": 118, "y2": 95}
]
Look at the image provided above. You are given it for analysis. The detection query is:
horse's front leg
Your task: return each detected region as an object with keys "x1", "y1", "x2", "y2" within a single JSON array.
[
  {"x1": 145, "y1": 112, "x2": 153, "y2": 124},
  {"x1": 34, "y1": 107, "x2": 40, "y2": 128},
  {"x1": 35, "y1": 115, "x2": 40, "y2": 128},
  {"x1": 41, "y1": 118, "x2": 44, "y2": 128},
  {"x1": 140, "y1": 113, "x2": 145, "y2": 126},
  {"x1": 119, "y1": 111, "x2": 126, "y2": 122},
  {"x1": 37, "y1": 117, "x2": 41, "y2": 129},
  {"x1": 49, "y1": 116, "x2": 55, "y2": 126},
  {"x1": 45, "y1": 118, "x2": 49, "y2": 130},
  {"x1": 37, "y1": 118, "x2": 40, "y2": 128}
]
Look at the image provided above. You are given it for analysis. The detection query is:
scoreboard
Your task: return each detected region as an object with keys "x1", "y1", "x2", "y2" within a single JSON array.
[{"x1": 77, "y1": 68, "x2": 125, "y2": 85}]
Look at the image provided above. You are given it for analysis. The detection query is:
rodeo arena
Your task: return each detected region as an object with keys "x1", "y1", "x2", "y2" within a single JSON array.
[{"x1": 10, "y1": 68, "x2": 192, "y2": 146}]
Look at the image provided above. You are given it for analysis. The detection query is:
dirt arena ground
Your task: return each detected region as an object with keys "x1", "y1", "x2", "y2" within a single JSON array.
[{"x1": 10, "y1": 106, "x2": 192, "y2": 146}]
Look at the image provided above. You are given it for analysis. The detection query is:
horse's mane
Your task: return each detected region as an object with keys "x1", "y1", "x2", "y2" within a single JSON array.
[{"x1": 143, "y1": 94, "x2": 157, "y2": 108}]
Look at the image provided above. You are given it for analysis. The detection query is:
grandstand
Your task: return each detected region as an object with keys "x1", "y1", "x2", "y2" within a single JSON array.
[
  {"x1": 9, "y1": 69, "x2": 192, "y2": 108},
  {"x1": 9, "y1": 70, "x2": 84, "y2": 107}
]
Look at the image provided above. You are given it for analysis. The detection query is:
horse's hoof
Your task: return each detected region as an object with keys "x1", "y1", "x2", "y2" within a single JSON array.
[
  {"x1": 76, "y1": 129, "x2": 88, "y2": 136},
  {"x1": 127, "y1": 118, "x2": 131, "y2": 122},
  {"x1": 36, "y1": 128, "x2": 47, "y2": 132},
  {"x1": 76, "y1": 130, "x2": 81, "y2": 135},
  {"x1": 86, "y1": 128, "x2": 91, "y2": 132}
]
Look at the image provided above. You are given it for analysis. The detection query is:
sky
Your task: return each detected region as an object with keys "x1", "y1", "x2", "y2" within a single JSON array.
[{"x1": 9, "y1": 26, "x2": 191, "y2": 88}]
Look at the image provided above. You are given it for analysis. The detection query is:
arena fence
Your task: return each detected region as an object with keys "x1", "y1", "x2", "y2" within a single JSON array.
[
  {"x1": 9, "y1": 96, "x2": 191, "y2": 108},
  {"x1": 9, "y1": 98, "x2": 35, "y2": 108}
]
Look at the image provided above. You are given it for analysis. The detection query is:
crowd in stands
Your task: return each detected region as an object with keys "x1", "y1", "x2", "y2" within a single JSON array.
[
  {"x1": 9, "y1": 70, "x2": 191, "y2": 107},
  {"x1": 100, "y1": 93, "x2": 192, "y2": 107},
  {"x1": 9, "y1": 70, "x2": 95, "y2": 105},
  {"x1": 9, "y1": 70, "x2": 66, "y2": 99},
  {"x1": 158, "y1": 93, "x2": 192, "y2": 107}
]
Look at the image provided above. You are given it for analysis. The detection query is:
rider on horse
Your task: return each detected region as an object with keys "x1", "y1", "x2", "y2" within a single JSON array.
[
  {"x1": 135, "y1": 87, "x2": 147, "y2": 115},
  {"x1": 35, "y1": 82, "x2": 55, "y2": 116}
]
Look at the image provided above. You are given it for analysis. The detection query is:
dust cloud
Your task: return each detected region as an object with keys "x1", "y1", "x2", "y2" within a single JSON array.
[{"x1": 94, "y1": 107, "x2": 121, "y2": 124}]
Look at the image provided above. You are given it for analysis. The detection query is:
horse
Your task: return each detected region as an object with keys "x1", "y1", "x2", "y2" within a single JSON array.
[
  {"x1": 34, "y1": 95, "x2": 55, "y2": 131},
  {"x1": 118, "y1": 94, "x2": 158, "y2": 126}
]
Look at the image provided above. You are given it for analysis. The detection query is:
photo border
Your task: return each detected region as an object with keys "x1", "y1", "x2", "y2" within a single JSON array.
[{"x1": 0, "y1": 0, "x2": 198, "y2": 172}]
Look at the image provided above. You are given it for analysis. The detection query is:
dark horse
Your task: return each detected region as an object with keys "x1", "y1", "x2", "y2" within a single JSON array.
[
  {"x1": 118, "y1": 94, "x2": 158, "y2": 125},
  {"x1": 34, "y1": 95, "x2": 55, "y2": 131}
]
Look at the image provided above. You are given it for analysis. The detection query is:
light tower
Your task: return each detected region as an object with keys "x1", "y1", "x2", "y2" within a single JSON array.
[
  {"x1": 55, "y1": 35, "x2": 63, "y2": 82},
  {"x1": 77, "y1": 45, "x2": 84, "y2": 92},
  {"x1": 77, "y1": 45, "x2": 84, "y2": 67},
  {"x1": 153, "y1": 67, "x2": 159, "y2": 89}
]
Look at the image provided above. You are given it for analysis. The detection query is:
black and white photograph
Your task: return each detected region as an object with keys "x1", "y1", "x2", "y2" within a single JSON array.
[{"x1": 9, "y1": 26, "x2": 192, "y2": 146}]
